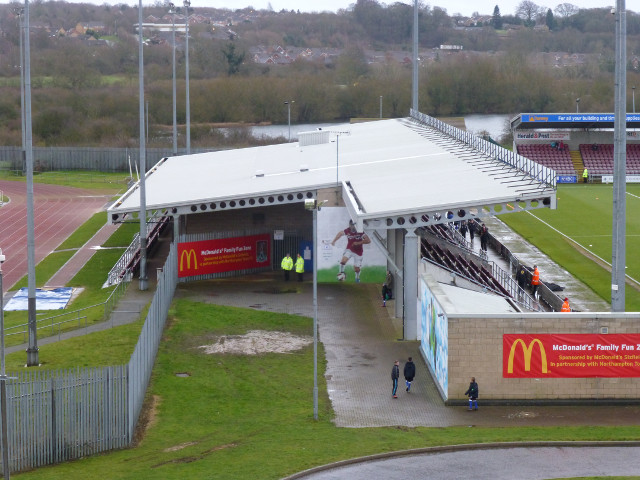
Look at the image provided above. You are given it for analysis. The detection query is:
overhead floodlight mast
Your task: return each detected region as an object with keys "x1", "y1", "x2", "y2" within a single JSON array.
[
  {"x1": 138, "y1": 0, "x2": 148, "y2": 291},
  {"x1": 184, "y1": 0, "x2": 191, "y2": 155},
  {"x1": 24, "y1": 0, "x2": 39, "y2": 368},
  {"x1": 169, "y1": 3, "x2": 177, "y2": 156},
  {"x1": 611, "y1": 0, "x2": 626, "y2": 312},
  {"x1": 411, "y1": 0, "x2": 418, "y2": 112},
  {"x1": 0, "y1": 248, "x2": 10, "y2": 480}
]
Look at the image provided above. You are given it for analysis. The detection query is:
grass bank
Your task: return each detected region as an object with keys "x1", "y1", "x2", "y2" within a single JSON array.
[{"x1": 12, "y1": 299, "x2": 640, "y2": 480}]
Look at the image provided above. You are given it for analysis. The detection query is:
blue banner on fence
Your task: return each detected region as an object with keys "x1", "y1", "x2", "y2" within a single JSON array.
[{"x1": 557, "y1": 175, "x2": 577, "y2": 184}]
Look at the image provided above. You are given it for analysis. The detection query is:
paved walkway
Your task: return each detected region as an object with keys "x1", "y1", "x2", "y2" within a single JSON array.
[{"x1": 481, "y1": 216, "x2": 610, "y2": 312}]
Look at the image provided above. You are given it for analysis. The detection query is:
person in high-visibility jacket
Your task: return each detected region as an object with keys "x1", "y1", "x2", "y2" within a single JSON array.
[
  {"x1": 281, "y1": 253, "x2": 293, "y2": 281},
  {"x1": 531, "y1": 265, "x2": 540, "y2": 298},
  {"x1": 561, "y1": 297, "x2": 571, "y2": 312},
  {"x1": 295, "y1": 253, "x2": 305, "y2": 282},
  {"x1": 582, "y1": 168, "x2": 588, "y2": 183}
]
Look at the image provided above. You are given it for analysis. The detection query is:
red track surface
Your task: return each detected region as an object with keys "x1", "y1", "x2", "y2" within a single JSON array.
[{"x1": 0, "y1": 180, "x2": 112, "y2": 292}]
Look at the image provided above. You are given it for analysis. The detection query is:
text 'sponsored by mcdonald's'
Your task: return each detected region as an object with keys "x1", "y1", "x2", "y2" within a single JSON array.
[
  {"x1": 503, "y1": 334, "x2": 640, "y2": 378},
  {"x1": 178, "y1": 234, "x2": 270, "y2": 278}
]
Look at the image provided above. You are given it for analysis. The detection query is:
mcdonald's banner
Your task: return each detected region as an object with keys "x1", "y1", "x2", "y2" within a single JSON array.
[
  {"x1": 503, "y1": 334, "x2": 640, "y2": 378},
  {"x1": 178, "y1": 234, "x2": 270, "y2": 278}
]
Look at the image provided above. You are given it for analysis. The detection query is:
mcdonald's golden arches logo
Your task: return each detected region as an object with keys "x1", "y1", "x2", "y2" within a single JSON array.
[
  {"x1": 507, "y1": 338, "x2": 548, "y2": 374},
  {"x1": 180, "y1": 249, "x2": 198, "y2": 271}
]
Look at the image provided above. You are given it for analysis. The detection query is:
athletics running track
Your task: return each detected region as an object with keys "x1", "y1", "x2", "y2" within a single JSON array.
[{"x1": 0, "y1": 180, "x2": 113, "y2": 292}]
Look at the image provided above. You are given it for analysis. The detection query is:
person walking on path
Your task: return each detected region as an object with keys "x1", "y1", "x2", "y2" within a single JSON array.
[
  {"x1": 561, "y1": 297, "x2": 571, "y2": 312},
  {"x1": 281, "y1": 253, "x2": 293, "y2": 281},
  {"x1": 468, "y1": 220, "x2": 475, "y2": 243},
  {"x1": 381, "y1": 270, "x2": 393, "y2": 306},
  {"x1": 465, "y1": 377, "x2": 479, "y2": 410},
  {"x1": 331, "y1": 220, "x2": 371, "y2": 283},
  {"x1": 391, "y1": 360, "x2": 400, "y2": 398},
  {"x1": 295, "y1": 253, "x2": 304, "y2": 282},
  {"x1": 404, "y1": 357, "x2": 416, "y2": 392},
  {"x1": 531, "y1": 264, "x2": 541, "y2": 298}
]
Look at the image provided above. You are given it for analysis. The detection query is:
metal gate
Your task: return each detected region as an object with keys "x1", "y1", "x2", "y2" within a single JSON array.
[{"x1": 271, "y1": 229, "x2": 312, "y2": 270}]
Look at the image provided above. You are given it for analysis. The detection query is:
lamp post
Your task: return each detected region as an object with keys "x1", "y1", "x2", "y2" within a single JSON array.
[
  {"x1": 0, "y1": 249, "x2": 9, "y2": 479},
  {"x1": 303, "y1": 200, "x2": 320, "y2": 420},
  {"x1": 379, "y1": 95, "x2": 382, "y2": 119},
  {"x1": 284, "y1": 101, "x2": 294, "y2": 142},
  {"x1": 169, "y1": 3, "x2": 177, "y2": 155},
  {"x1": 184, "y1": 0, "x2": 191, "y2": 155},
  {"x1": 576, "y1": 97, "x2": 580, "y2": 113},
  {"x1": 633, "y1": 86, "x2": 636, "y2": 113},
  {"x1": 335, "y1": 134, "x2": 339, "y2": 185}
]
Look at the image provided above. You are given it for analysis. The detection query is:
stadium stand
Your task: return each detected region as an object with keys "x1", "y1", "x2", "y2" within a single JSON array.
[
  {"x1": 516, "y1": 143, "x2": 576, "y2": 174},
  {"x1": 419, "y1": 222, "x2": 539, "y2": 311},
  {"x1": 579, "y1": 144, "x2": 640, "y2": 175}
]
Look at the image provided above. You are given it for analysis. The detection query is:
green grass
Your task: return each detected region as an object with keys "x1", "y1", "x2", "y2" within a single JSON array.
[
  {"x1": 56, "y1": 212, "x2": 112, "y2": 251},
  {"x1": 10, "y1": 299, "x2": 640, "y2": 480},
  {"x1": 0, "y1": 170, "x2": 130, "y2": 192},
  {"x1": 500, "y1": 184, "x2": 640, "y2": 310}
]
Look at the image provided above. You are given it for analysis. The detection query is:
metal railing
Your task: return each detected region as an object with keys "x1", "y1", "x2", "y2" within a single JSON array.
[
  {"x1": 0, "y1": 245, "x2": 178, "y2": 474},
  {"x1": 488, "y1": 261, "x2": 540, "y2": 312},
  {"x1": 106, "y1": 215, "x2": 169, "y2": 287},
  {"x1": 410, "y1": 109, "x2": 557, "y2": 189}
]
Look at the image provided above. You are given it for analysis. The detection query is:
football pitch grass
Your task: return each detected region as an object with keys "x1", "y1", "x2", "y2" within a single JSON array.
[{"x1": 500, "y1": 183, "x2": 640, "y2": 311}]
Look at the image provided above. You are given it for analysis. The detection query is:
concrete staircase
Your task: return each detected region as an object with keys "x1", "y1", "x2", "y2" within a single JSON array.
[{"x1": 570, "y1": 150, "x2": 584, "y2": 175}]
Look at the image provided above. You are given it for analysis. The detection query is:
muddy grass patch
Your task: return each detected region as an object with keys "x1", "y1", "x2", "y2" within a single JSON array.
[{"x1": 198, "y1": 330, "x2": 312, "y2": 355}]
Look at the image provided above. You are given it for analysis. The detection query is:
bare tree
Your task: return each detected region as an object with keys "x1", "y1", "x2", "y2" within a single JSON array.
[
  {"x1": 516, "y1": 0, "x2": 542, "y2": 26},
  {"x1": 554, "y1": 2, "x2": 579, "y2": 18}
]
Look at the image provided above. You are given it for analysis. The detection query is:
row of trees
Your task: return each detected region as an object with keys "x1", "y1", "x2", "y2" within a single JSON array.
[
  {"x1": 0, "y1": 1, "x2": 639, "y2": 147},
  {"x1": 1, "y1": 52, "x2": 638, "y2": 147}
]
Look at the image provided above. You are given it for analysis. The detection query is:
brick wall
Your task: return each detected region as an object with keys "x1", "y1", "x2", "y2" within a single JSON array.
[{"x1": 447, "y1": 314, "x2": 640, "y2": 404}]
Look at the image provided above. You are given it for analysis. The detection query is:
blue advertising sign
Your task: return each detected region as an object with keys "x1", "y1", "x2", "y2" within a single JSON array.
[
  {"x1": 521, "y1": 113, "x2": 640, "y2": 123},
  {"x1": 557, "y1": 175, "x2": 577, "y2": 184}
]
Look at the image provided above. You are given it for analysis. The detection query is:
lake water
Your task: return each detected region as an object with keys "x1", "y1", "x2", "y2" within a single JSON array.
[{"x1": 245, "y1": 115, "x2": 512, "y2": 142}]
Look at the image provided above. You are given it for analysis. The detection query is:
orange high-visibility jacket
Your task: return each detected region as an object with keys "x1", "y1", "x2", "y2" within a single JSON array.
[
  {"x1": 531, "y1": 267, "x2": 540, "y2": 285},
  {"x1": 561, "y1": 300, "x2": 570, "y2": 312}
]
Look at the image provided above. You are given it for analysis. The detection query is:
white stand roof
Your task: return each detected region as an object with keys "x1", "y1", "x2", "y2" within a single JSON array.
[{"x1": 108, "y1": 114, "x2": 557, "y2": 228}]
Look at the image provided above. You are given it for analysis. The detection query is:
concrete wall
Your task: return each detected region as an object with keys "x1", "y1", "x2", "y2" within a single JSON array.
[{"x1": 447, "y1": 313, "x2": 640, "y2": 405}]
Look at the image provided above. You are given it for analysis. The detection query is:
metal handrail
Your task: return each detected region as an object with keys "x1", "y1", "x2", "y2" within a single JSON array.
[
  {"x1": 420, "y1": 257, "x2": 535, "y2": 312},
  {"x1": 106, "y1": 214, "x2": 169, "y2": 286},
  {"x1": 489, "y1": 261, "x2": 540, "y2": 312},
  {"x1": 410, "y1": 109, "x2": 557, "y2": 189}
]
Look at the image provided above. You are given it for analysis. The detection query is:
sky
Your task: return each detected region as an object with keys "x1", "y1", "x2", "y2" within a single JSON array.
[{"x1": 0, "y1": 0, "x2": 618, "y2": 18}]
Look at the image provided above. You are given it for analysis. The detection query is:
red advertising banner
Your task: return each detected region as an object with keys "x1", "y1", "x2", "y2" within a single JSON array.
[
  {"x1": 503, "y1": 334, "x2": 640, "y2": 378},
  {"x1": 178, "y1": 234, "x2": 270, "y2": 278}
]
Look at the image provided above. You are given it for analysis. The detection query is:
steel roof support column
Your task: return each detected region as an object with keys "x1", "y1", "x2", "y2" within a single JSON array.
[
  {"x1": 612, "y1": 0, "x2": 626, "y2": 312},
  {"x1": 403, "y1": 229, "x2": 419, "y2": 340}
]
